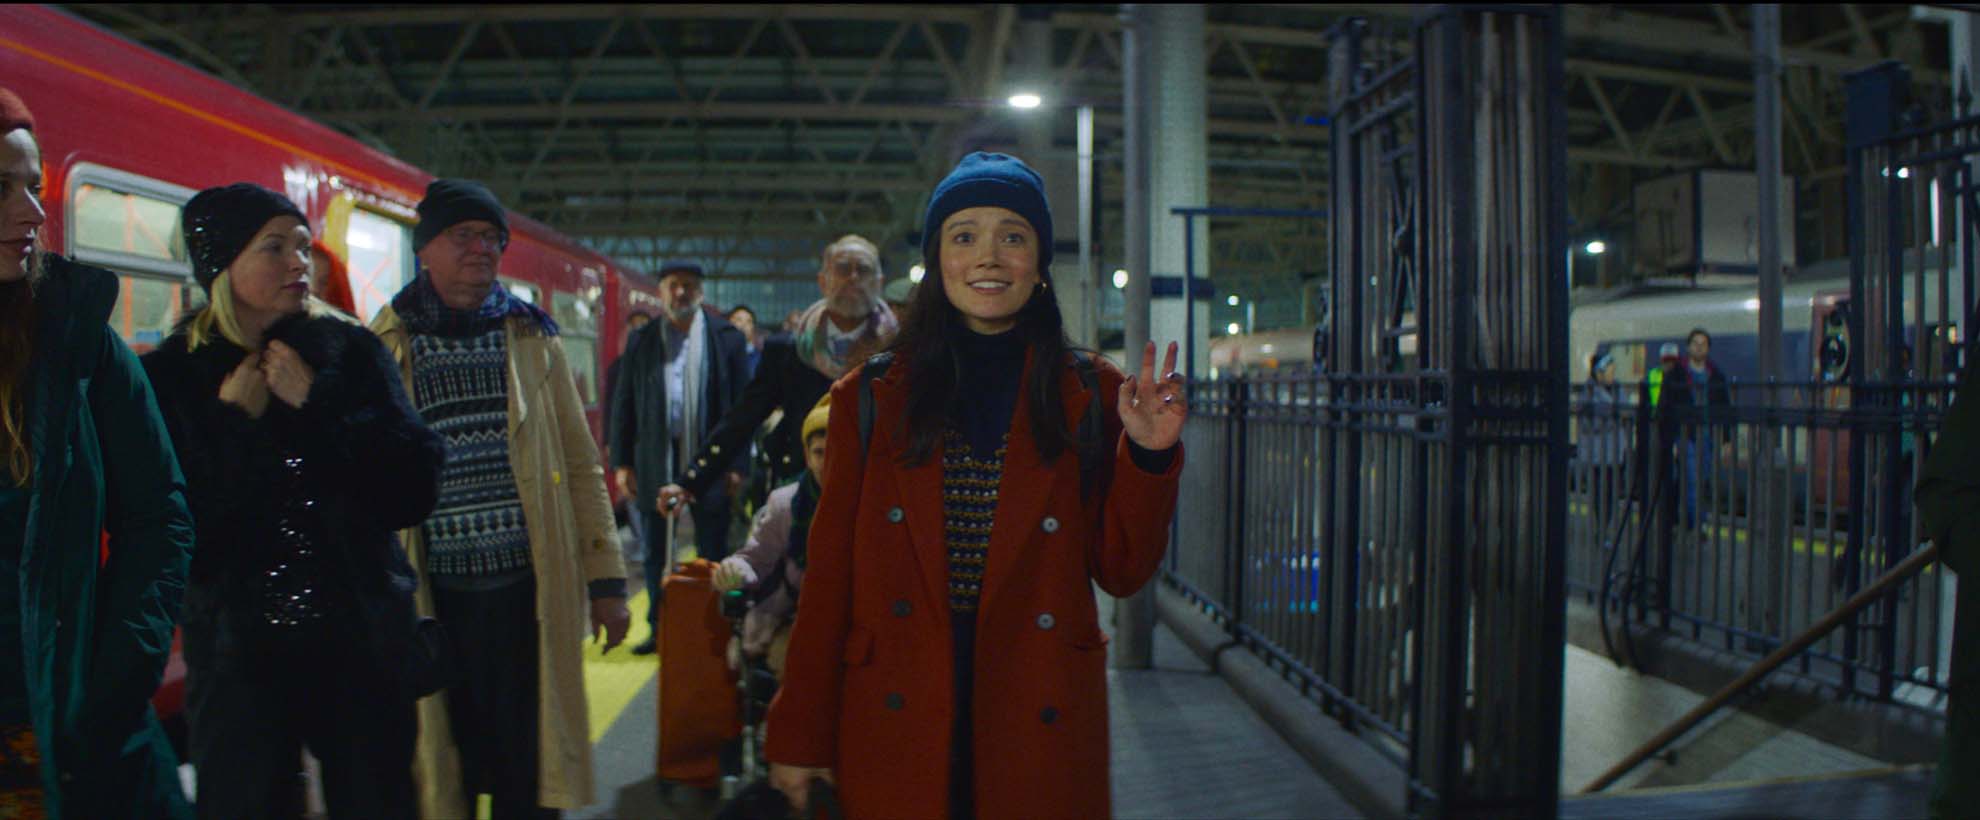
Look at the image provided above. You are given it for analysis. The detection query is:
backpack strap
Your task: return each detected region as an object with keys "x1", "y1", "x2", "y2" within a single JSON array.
[
  {"x1": 1071, "y1": 351, "x2": 1102, "y2": 446},
  {"x1": 858, "y1": 352, "x2": 895, "y2": 454}
]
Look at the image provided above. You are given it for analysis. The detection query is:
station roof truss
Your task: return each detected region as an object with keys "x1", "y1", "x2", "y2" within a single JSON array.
[{"x1": 64, "y1": 3, "x2": 1956, "y2": 314}]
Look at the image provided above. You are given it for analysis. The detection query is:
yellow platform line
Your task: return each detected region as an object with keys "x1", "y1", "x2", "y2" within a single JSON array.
[{"x1": 583, "y1": 587, "x2": 658, "y2": 745}]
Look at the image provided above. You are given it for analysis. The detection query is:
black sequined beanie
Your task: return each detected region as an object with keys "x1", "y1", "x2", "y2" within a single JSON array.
[{"x1": 182, "y1": 183, "x2": 307, "y2": 293}]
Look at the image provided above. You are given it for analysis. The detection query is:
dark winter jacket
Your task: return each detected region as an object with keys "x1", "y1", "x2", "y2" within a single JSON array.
[
  {"x1": 141, "y1": 311, "x2": 443, "y2": 688},
  {"x1": 1657, "y1": 359, "x2": 1733, "y2": 441},
  {"x1": 609, "y1": 305, "x2": 749, "y2": 511},
  {"x1": 16, "y1": 255, "x2": 194, "y2": 818},
  {"x1": 672, "y1": 333, "x2": 834, "y2": 498}
]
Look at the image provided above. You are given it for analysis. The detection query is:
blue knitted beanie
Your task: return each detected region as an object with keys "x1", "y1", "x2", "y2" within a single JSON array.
[{"x1": 921, "y1": 152, "x2": 1054, "y2": 279}]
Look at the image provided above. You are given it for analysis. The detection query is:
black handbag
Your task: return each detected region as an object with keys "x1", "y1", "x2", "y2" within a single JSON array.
[{"x1": 408, "y1": 615, "x2": 460, "y2": 697}]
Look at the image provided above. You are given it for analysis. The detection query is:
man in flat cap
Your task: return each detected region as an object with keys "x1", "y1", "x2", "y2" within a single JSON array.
[
  {"x1": 370, "y1": 179, "x2": 630, "y2": 819},
  {"x1": 610, "y1": 259, "x2": 750, "y2": 655}
]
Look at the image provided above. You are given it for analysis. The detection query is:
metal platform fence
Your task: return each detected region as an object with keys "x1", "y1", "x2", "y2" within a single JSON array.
[{"x1": 1567, "y1": 379, "x2": 1956, "y2": 709}]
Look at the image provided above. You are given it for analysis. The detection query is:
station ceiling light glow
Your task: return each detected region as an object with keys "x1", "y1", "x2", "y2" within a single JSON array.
[
  {"x1": 1008, "y1": 93, "x2": 1042, "y2": 109},
  {"x1": 909, "y1": 264, "x2": 925, "y2": 283},
  {"x1": 1227, "y1": 295, "x2": 1241, "y2": 306},
  {"x1": 1227, "y1": 322, "x2": 1242, "y2": 336},
  {"x1": 1584, "y1": 240, "x2": 1607, "y2": 255},
  {"x1": 1113, "y1": 269, "x2": 1129, "y2": 289}
]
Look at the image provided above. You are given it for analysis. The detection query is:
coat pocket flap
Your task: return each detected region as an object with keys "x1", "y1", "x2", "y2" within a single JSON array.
[
  {"x1": 1071, "y1": 629, "x2": 1110, "y2": 651},
  {"x1": 842, "y1": 627, "x2": 874, "y2": 666}
]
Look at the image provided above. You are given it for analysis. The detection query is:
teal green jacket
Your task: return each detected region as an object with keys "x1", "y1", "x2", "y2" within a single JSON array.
[{"x1": 18, "y1": 256, "x2": 193, "y2": 818}]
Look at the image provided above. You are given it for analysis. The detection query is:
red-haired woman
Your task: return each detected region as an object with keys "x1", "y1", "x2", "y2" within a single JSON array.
[{"x1": 0, "y1": 86, "x2": 196, "y2": 819}]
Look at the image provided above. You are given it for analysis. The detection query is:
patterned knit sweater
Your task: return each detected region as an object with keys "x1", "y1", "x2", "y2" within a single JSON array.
[
  {"x1": 409, "y1": 329, "x2": 534, "y2": 576},
  {"x1": 941, "y1": 430, "x2": 1006, "y2": 613}
]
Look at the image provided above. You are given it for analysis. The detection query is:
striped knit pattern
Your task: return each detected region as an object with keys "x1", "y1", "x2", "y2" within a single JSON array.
[
  {"x1": 941, "y1": 429, "x2": 1006, "y2": 613},
  {"x1": 410, "y1": 330, "x2": 533, "y2": 576}
]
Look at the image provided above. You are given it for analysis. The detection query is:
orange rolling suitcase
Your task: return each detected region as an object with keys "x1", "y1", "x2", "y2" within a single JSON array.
[{"x1": 656, "y1": 558, "x2": 742, "y2": 788}]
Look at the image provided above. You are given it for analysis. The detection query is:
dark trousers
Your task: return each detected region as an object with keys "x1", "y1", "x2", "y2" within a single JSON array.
[
  {"x1": 432, "y1": 577, "x2": 558, "y2": 820},
  {"x1": 640, "y1": 491, "x2": 732, "y2": 629},
  {"x1": 187, "y1": 627, "x2": 416, "y2": 819}
]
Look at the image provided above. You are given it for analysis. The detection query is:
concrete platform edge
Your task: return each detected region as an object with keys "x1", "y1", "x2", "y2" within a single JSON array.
[
  {"x1": 1563, "y1": 598, "x2": 1945, "y2": 765},
  {"x1": 1155, "y1": 583, "x2": 1407, "y2": 820}
]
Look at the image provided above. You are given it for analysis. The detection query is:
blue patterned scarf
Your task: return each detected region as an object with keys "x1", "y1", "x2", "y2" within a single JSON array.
[{"x1": 392, "y1": 272, "x2": 558, "y2": 338}]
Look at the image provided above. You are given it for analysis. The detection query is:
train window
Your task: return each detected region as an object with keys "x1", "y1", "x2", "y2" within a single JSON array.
[
  {"x1": 109, "y1": 276, "x2": 186, "y2": 355},
  {"x1": 499, "y1": 277, "x2": 541, "y2": 307},
  {"x1": 552, "y1": 288, "x2": 602, "y2": 406},
  {"x1": 343, "y1": 207, "x2": 413, "y2": 324},
  {"x1": 64, "y1": 164, "x2": 197, "y2": 349}
]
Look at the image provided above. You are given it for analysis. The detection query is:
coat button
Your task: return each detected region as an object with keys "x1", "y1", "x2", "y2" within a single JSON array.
[
  {"x1": 551, "y1": 470, "x2": 562, "y2": 485},
  {"x1": 887, "y1": 507, "x2": 904, "y2": 523},
  {"x1": 885, "y1": 693, "x2": 905, "y2": 711},
  {"x1": 1036, "y1": 613, "x2": 1055, "y2": 630},
  {"x1": 711, "y1": 445, "x2": 722, "y2": 455},
  {"x1": 783, "y1": 455, "x2": 793, "y2": 464},
  {"x1": 1041, "y1": 516, "x2": 1060, "y2": 533},
  {"x1": 697, "y1": 458, "x2": 707, "y2": 467},
  {"x1": 1040, "y1": 707, "x2": 1059, "y2": 724},
  {"x1": 893, "y1": 599, "x2": 912, "y2": 618}
]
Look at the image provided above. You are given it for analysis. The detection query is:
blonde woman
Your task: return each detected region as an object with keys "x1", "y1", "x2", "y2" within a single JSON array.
[{"x1": 141, "y1": 183, "x2": 443, "y2": 819}]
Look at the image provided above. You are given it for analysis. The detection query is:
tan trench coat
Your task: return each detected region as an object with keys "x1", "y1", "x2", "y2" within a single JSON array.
[{"x1": 371, "y1": 306, "x2": 627, "y2": 817}]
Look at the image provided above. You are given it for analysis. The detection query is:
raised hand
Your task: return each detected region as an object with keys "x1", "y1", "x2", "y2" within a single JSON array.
[{"x1": 1118, "y1": 340, "x2": 1187, "y2": 451}]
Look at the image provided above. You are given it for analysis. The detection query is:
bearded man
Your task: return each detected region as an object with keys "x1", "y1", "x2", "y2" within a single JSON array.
[
  {"x1": 609, "y1": 260, "x2": 750, "y2": 654},
  {"x1": 655, "y1": 234, "x2": 897, "y2": 516}
]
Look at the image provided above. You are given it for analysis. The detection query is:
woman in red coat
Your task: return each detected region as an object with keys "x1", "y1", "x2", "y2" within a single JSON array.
[{"x1": 766, "y1": 152, "x2": 1187, "y2": 819}]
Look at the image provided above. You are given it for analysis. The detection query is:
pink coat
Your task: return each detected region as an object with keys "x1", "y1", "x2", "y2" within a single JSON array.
[{"x1": 720, "y1": 481, "x2": 805, "y2": 656}]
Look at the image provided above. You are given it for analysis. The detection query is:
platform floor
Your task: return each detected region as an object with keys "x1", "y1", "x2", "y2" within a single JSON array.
[{"x1": 560, "y1": 559, "x2": 1360, "y2": 819}]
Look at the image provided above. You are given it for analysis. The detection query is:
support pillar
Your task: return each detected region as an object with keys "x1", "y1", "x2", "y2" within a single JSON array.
[
  {"x1": 1141, "y1": 4, "x2": 1212, "y2": 380},
  {"x1": 1112, "y1": 3, "x2": 1208, "y2": 670}
]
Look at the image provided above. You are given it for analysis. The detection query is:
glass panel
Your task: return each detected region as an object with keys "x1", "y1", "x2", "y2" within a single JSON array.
[
  {"x1": 110, "y1": 275, "x2": 185, "y2": 354},
  {"x1": 499, "y1": 277, "x2": 541, "y2": 306},
  {"x1": 562, "y1": 337, "x2": 599, "y2": 407},
  {"x1": 552, "y1": 290, "x2": 602, "y2": 406},
  {"x1": 344, "y1": 208, "x2": 413, "y2": 324},
  {"x1": 71, "y1": 183, "x2": 186, "y2": 263}
]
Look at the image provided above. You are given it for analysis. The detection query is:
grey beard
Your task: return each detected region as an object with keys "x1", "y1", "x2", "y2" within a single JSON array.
[
  {"x1": 828, "y1": 294, "x2": 872, "y2": 320},
  {"x1": 666, "y1": 303, "x2": 699, "y2": 323}
]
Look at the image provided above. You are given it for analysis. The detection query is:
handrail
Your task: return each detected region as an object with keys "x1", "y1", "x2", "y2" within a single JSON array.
[{"x1": 1579, "y1": 541, "x2": 1941, "y2": 793}]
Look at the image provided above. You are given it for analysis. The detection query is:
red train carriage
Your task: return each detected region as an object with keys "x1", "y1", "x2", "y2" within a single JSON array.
[{"x1": 2, "y1": 4, "x2": 656, "y2": 744}]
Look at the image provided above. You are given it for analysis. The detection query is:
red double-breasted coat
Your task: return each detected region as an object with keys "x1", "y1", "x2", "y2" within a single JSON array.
[{"x1": 765, "y1": 352, "x2": 1183, "y2": 819}]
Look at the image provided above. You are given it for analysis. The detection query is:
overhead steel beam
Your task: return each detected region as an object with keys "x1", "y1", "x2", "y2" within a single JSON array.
[{"x1": 280, "y1": 4, "x2": 985, "y2": 26}]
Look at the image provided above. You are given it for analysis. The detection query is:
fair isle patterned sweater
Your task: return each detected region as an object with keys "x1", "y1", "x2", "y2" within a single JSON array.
[{"x1": 409, "y1": 329, "x2": 534, "y2": 576}]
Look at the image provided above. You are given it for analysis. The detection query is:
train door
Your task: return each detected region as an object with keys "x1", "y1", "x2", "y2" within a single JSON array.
[
  {"x1": 62, "y1": 163, "x2": 195, "y2": 354},
  {"x1": 1810, "y1": 290, "x2": 1852, "y2": 509},
  {"x1": 322, "y1": 193, "x2": 414, "y2": 325}
]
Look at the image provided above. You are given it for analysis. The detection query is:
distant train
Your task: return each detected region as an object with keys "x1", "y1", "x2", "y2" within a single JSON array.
[{"x1": 1210, "y1": 251, "x2": 1967, "y2": 388}]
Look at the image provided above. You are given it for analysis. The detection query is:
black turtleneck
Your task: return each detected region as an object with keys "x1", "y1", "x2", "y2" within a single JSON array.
[
  {"x1": 950, "y1": 327, "x2": 1177, "y2": 472},
  {"x1": 952, "y1": 327, "x2": 1027, "y2": 459}
]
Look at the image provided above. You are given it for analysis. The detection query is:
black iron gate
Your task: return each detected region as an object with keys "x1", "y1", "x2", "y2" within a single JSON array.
[{"x1": 1168, "y1": 7, "x2": 1569, "y2": 817}]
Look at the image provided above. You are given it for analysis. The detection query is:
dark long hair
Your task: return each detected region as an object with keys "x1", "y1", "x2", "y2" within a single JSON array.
[{"x1": 883, "y1": 248, "x2": 1105, "y2": 492}]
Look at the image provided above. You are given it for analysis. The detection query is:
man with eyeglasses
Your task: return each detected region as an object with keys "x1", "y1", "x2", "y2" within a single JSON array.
[
  {"x1": 609, "y1": 260, "x2": 750, "y2": 655},
  {"x1": 370, "y1": 179, "x2": 630, "y2": 819}
]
